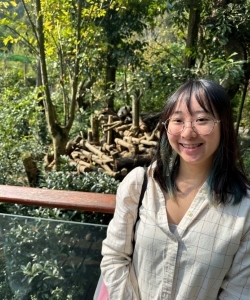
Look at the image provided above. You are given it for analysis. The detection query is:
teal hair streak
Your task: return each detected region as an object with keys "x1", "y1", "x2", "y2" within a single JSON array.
[
  {"x1": 160, "y1": 133, "x2": 177, "y2": 199},
  {"x1": 206, "y1": 167, "x2": 219, "y2": 204},
  {"x1": 206, "y1": 145, "x2": 227, "y2": 204},
  {"x1": 207, "y1": 147, "x2": 242, "y2": 205}
]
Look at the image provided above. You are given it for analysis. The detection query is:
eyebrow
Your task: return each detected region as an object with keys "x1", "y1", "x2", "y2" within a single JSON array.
[{"x1": 172, "y1": 109, "x2": 209, "y2": 115}]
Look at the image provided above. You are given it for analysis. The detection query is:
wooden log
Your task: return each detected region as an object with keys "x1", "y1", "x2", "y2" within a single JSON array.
[
  {"x1": 84, "y1": 141, "x2": 113, "y2": 162},
  {"x1": 77, "y1": 161, "x2": 98, "y2": 171},
  {"x1": 103, "y1": 120, "x2": 123, "y2": 132},
  {"x1": 139, "y1": 119, "x2": 147, "y2": 132},
  {"x1": 140, "y1": 140, "x2": 158, "y2": 146},
  {"x1": 138, "y1": 144, "x2": 147, "y2": 153},
  {"x1": 91, "y1": 156, "x2": 112, "y2": 165},
  {"x1": 107, "y1": 115, "x2": 113, "y2": 145},
  {"x1": 78, "y1": 153, "x2": 109, "y2": 165},
  {"x1": 144, "y1": 122, "x2": 160, "y2": 141},
  {"x1": 79, "y1": 149, "x2": 93, "y2": 161},
  {"x1": 114, "y1": 124, "x2": 131, "y2": 132},
  {"x1": 91, "y1": 114, "x2": 99, "y2": 145},
  {"x1": 77, "y1": 160, "x2": 90, "y2": 166},
  {"x1": 101, "y1": 142, "x2": 115, "y2": 153},
  {"x1": 110, "y1": 150, "x2": 120, "y2": 159},
  {"x1": 115, "y1": 143, "x2": 125, "y2": 152},
  {"x1": 102, "y1": 164, "x2": 128, "y2": 179},
  {"x1": 68, "y1": 159, "x2": 78, "y2": 167},
  {"x1": 140, "y1": 112, "x2": 162, "y2": 132},
  {"x1": 72, "y1": 135, "x2": 83, "y2": 144},
  {"x1": 102, "y1": 164, "x2": 117, "y2": 177},
  {"x1": 98, "y1": 114, "x2": 120, "y2": 122},
  {"x1": 65, "y1": 141, "x2": 75, "y2": 155},
  {"x1": 155, "y1": 131, "x2": 160, "y2": 139},
  {"x1": 77, "y1": 165, "x2": 92, "y2": 173},
  {"x1": 77, "y1": 138, "x2": 87, "y2": 148},
  {"x1": 123, "y1": 136, "x2": 145, "y2": 144},
  {"x1": 114, "y1": 138, "x2": 134, "y2": 151},
  {"x1": 87, "y1": 129, "x2": 93, "y2": 142},
  {"x1": 123, "y1": 125, "x2": 141, "y2": 136},
  {"x1": 114, "y1": 154, "x2": 151, "y2": 170},
  {"x1": 79, "y1": 151, "x2": 112, "y2": 165},
  {"x1": 102, "y1": 119, "x2": 121, "y2": 127},
  {"x1": 119, "y1": 150, "x2": 132, "y2": 157},
  {"x1": 71, "y1": 151, "x2": 81, "y2": 159}
]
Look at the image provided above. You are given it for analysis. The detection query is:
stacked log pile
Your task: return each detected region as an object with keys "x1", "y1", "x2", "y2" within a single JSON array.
[{"x1": 66, "y1": 108, "x2": 161, "y2": 180}]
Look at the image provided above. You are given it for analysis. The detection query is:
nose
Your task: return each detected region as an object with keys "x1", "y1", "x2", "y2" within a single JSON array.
[{"x1": 181, "y1": 122, "x2": 197, "y2": 137}]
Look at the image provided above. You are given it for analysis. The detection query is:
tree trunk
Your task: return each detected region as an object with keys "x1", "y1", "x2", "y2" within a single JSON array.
[
  {"x1": 184, "y1": 0, "x2": 201, "y2": 69},
  {"x1": 49, "y1": 125, "x2": 69, "y2": 169},
  {"x1": 132, "y1": 91, "x2": 143, "y2": 134},
  {"x1": 22, "y1": 155, "x2": 39, "y2": 187},
  {"x1": 105, "y1": 50, "x2": 117, "y2": 110},
  {"x1": 236, "y1": 79, "x2": 249, "y2": 136},
  {"x1": 35, "y1": 0, "x2": 81, "y2": 168}
]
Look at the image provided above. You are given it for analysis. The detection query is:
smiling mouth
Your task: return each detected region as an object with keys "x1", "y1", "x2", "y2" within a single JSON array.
[{"x1": 180, "y1": 143, "x2": 203, "y2": 149}]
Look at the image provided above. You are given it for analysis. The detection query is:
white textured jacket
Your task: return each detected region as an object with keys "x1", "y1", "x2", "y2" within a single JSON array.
[{"x1": 101, "y1": 165, "x2": 250, "y2": 299}]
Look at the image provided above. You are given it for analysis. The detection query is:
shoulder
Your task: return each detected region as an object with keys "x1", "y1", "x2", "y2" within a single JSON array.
[
  {"x1": 225, "y1": 189, "x2": 250, "y2": 212},
  {"x1": 237, "y1": 190, "x2": 250, "y2": 214},
  {"x1": 118, "y1": 166, "x2": 146, "y2": 196},
  {"x1": 222, "y1": 191, "x2": 250, "y2": 236},
  {"x1": 115, "y1": 166, "x2": 149, "y2": 211},
  {"x1": 240, "y1": 190, "x2": 250, "y2": 220}
]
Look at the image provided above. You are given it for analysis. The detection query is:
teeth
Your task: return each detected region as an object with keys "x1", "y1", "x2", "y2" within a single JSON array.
[{"x1": 182, "y1": 144, "x2": 201, "y2": 149}]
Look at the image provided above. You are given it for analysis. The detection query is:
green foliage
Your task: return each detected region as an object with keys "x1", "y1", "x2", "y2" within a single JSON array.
[
  {"x1": 237, "y1": 91, "x2": 250, "y2": 129},
  {"x1": 208, "y1": 53, "x2": 245, "y2": 86},
  {"x1": 242, "y1": 147, "x2": 250, "y2": 180},
  {"x1": 0, "y1": 2, "x2": 249, "y2": 298},
  {"x1": 0, "y1": 214, "x2": 106, "y2": 299},
  {"x1": 0, "y1": 53, "x2": 33, "y2": 63},
  {"x1": 39, "y1": 168, "x2": 118, "y2": 194},
  {"x1": 39, "y1": 155, "x2": 119, "y2": 194},
  {"x1": 0, "y1": 72, "x2": 48, "y2": 186},
  {"x1": 0, "y1": 258, "x2": 13, "y2": 299},
  {"x1": 69, "y1": 110, "x2": 91, "y2": 140}
]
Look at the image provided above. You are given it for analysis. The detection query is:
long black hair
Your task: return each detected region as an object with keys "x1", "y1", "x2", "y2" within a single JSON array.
[{"x1": 152, "y1": 79, "x2": 250, "y2": 205}]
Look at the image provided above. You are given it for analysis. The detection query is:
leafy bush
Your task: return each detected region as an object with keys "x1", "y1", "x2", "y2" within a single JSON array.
[
  {"x1": 242, "y1": 147, "x2": 250, "y2": 179},
  {"x1": 0, "y1": 74, "x2": 48, "y2": 186},
  {"x1": 0, "y1": 213, "x2": 106, "y2": 299},
  {"x1": 38, "y1": 169, "x2": 119, "y2": 194}
]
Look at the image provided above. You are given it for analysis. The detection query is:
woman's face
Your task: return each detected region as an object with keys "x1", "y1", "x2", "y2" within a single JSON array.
[{"x1": 166, "y1": 95, "x2": 221, "y2": 170}]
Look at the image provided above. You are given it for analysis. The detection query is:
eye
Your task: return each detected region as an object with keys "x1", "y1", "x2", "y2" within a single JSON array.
[
  {"x1": 170, "y1": 118, "x2": 183, "y2": 124},
  {"x1": 195, "y1": 117, "x2": 210, "y2": 124}
]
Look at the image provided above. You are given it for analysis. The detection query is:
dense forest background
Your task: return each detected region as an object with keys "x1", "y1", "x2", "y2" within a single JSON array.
[
  {"x1": 0, "y1": 0, "x2": 250, "y2": 190},
  {"x1": 0, "y1": 2, "x2": 250, "y2": 297}
]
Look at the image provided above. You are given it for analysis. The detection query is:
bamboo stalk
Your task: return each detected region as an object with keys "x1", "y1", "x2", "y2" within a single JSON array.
[{"x1": 107, "y1": 115, "x2": 113, "y2": 145}]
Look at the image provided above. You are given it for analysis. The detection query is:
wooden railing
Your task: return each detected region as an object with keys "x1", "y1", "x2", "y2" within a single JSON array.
[{"x1": 0, "y1": 185, "x2": 116, "y2": 214}]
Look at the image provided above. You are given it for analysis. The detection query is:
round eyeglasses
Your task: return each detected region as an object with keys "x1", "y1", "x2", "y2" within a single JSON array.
[{"x1": 162, "y1": 117, "x2": 220, "y2": 136}]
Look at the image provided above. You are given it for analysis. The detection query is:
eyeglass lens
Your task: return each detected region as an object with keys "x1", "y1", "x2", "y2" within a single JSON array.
[{"x1": 166, "y1": 118, "x2": 216, "y2": 135}]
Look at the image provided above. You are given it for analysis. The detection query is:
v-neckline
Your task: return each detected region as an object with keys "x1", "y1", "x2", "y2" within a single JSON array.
[{"x1": 163, "y1": 182, "x2": 208, "y2": 233}]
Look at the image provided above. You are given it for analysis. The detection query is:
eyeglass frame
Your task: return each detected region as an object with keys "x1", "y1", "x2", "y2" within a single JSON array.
[{"x1": 162, "y1": 117, "x2": 221, "y2": 136}]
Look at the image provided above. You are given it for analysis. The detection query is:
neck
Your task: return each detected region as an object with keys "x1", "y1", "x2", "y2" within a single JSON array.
[{"x1": 176, "y1": 162, "x2": 210, "y2": 188}]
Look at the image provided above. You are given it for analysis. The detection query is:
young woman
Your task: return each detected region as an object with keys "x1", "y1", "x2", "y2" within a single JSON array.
[{"x1": 101, "y1": 79, "x2": 250, "y2": 299}]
